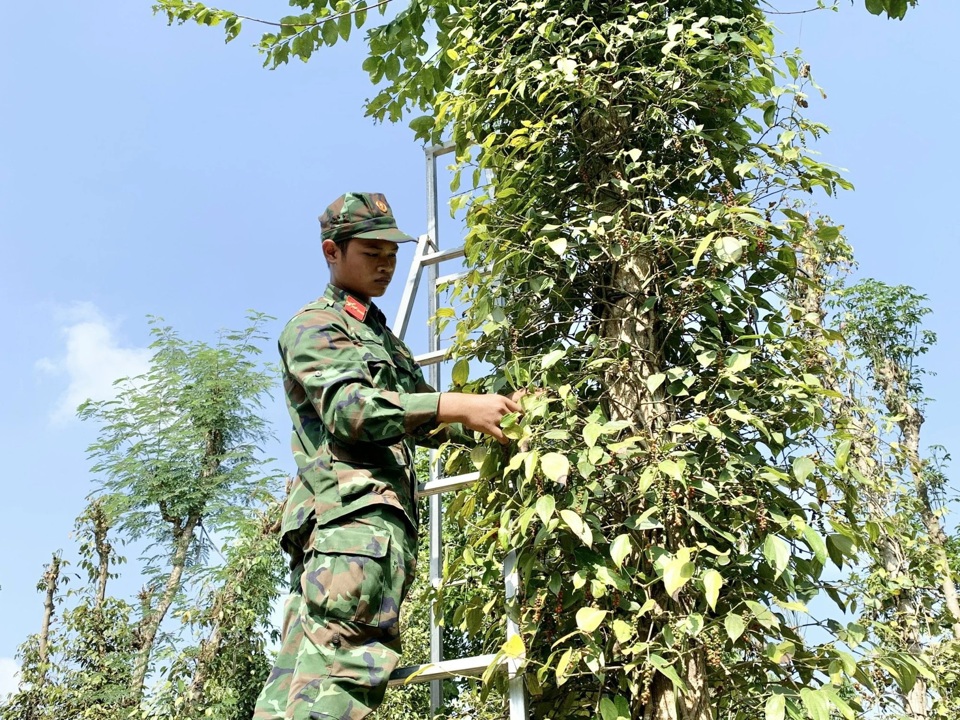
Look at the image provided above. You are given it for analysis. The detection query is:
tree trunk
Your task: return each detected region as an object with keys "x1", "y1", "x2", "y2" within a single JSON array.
[
  {"x1": 186, "y1": 511, "x2": 271, "y2": 705},
  {"x1": 875, "y1": 357, "x2": 960, "y2": 640},
  {"x1": 37, "y1": 553, "x2": 62, "y2": 669},
  {"x1": 130, "y1": 513, "x2": 200, "y2": 702},
  {"x1": 605, "y1": 253, "x2": 713, "y2": 720},
  {"x1": 90, "y1": 502, "x2": 112, "y2": 609},
  {"x1": 797, "y1": 244, "x2": 928, "y2": 719}
]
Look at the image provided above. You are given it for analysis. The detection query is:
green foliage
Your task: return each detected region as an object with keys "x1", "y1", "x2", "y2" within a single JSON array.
[
  {"x1": 78, "y1": 314, "x2": 278, "y2": 550},
  {"x1": 839, "y1": 279, "x2": 936, "y2": 405},
  {"x1": 378, "y1": 452, "x2": 506, "y2": 720},
  {"x1": 863, "y1": 0, "x2": 919, "y2": 20},
  {"x1": 142, "y1": 0, "x2": 944, "y2": 718},
  {"x1": 2, "y1": 315, "x2": 285, "y2": 719},
  {"x1": 149, "y1": 505, "x2": 285, "y2": 719},
  {"x1": 425, "y1": 4, "x2": 868, "y2": 715}
]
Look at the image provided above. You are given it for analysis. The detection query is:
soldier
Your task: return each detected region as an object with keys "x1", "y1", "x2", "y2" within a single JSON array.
[{"x1": 253, "y1": 192, "x2": 521, "y2": 720}]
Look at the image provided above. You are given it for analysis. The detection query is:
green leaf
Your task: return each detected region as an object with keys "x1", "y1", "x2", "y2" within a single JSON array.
[
  {"x1": 763, "y1": 102, "x2": 777, "y2": 127},
  {"x1": 354, "y1": 0, "x2": 367, "y2": 27},
  {"x1": 541, "y1": 452, "x2": 570, "y2": 483},
  {"x1": 583, "y1": 423, "x2": 603, "y2": 448},
  {"x1": 548, "y1": 237, "x2": 567, "y2": 255},
  {"x1": 321, "y1": 19, "x2": 338, "y2": 45},
  {"x1": 559, "y1": 509, "x2": 593, "y2": 547},
  {"x1": 714, "y1": 235, "x2": 744, "y2": 263},
  {"x1": 599, "y1": 697, "x2": 618, "y2": 720},
  {"x1": 792, "y1": 456, "x2": 815, "y2": 483},
  {"x1": 663, "y1": 548, "x2": 695, "y2": 600},
  {"x1": 865, "y1": 0, "x2": 884, "y2": 15},
  {"x1": 610, "y1": 534, "x2": 633, "y2": 568},
  {"x1": 724, "y1": 613, "x2": 746, "y2": 642},
  {"x1": 502, "y1": 633, "x2": 525, "y2": 658},
  {"x1": 799, "y1": 687, "x2": 830, "y2": 720},
  {"x1": 765, "y1": 694, "x2": 786, "y2": 720},
  {"x1": 834, "y1": 439, "x2": 851, "y2": 470},
  {"x1": 408, "y1": 115, "x2": 435, "y2": 137},
  {"x1": 535, "y1": 495, "x2": 556, "y2": 525},
  {"x1": 816, "y1": 225, "x2": 840, "y2": 241},
  {"x1": 575, "y1": 606, "x2": 607, "y2": 634},
  {"x1": 648, "y1": 654, "x2": 687, "y2": 691},
  {"x1": 726, "y1": 352, "x2": 751, "y2": 373},
  {"x1": 470, "y1": 445, "x2": 488, "y2": 470},
  {"x1": 450, "y1": 358, "x2": 469, "y2": 386},
  {"x1": 784, "y1": 56, "x2": 799, "y2": 80},
  {"x1": 646, "y1": 373, "x2": 666, "y2": 392},
  {"x1": 338, "y1": 13, "x2": 352, "y2": 42},
  {"x1": 802, "y1": 526, "x2": 828, "y2": 565},
  {"x1": 763, "y1": 535, "x2": 790, "y2": 579},
  {"x1": 692, "y1": 232, "x2": 715, "y2": 267},
  {"x1": 826, "y1": 533, "x2": 855, "y2": 569},
  {"x1": 541, "y1": 349, "x2": 566, "y2": 370},
  {"x1": 703, "y1": 569, "x2": 723, "y2": 611},
  {"x1": 746, "y1": 600, "x2": 779, "y2": 630},
  {"x1": 555, "y1": 647, "x2": 574, "y2": 685},
  {"x1": 658, "y1": 458, "x2": 683, "y2": 480}
]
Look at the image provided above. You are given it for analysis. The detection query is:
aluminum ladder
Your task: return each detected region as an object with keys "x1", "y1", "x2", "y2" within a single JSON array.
[{"x1": 389, "y1": 142, "x2": 528, "y2": 719}]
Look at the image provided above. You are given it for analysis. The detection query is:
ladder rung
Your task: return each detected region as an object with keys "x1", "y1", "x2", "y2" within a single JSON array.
[
  {"x1": 422, "y1": 246, "x2": 466, "y2": 266},
  {"x1": 418, "y1": 472, "x2": 480, "y2": 497},
  {"x1": 413, "y1": 349, "x2": 449, "y2": 366},
  {"x1": 436, "y1": 270, "x2": 469, "y2": 287},
  {"x1": 389, "y1": 653, "x2": 502, "y2": 686},
  {"x1": 425, "y1": 141, "x2": 457, "y2": 160}
]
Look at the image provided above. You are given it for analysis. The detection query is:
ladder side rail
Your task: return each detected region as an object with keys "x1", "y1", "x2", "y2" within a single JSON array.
[
  {"x1": 390, "y1": 141, "x2": 527, "y2": 718},
  {"x1": 393, "y1": 233, "x2": 434, "y2": 340},
  {"x1": 504, "y1": 549, "x2": 529, "y2": 719},
  {"x1": 425, "y1": 145, "x2": 445, "y2": 714}
]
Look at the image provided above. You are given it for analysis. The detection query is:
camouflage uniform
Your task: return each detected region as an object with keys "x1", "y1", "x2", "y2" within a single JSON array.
[{"x1": 254, "y1": 193, "x2": 450, "y2": 720}]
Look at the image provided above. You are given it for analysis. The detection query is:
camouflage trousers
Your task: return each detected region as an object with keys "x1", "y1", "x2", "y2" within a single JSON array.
[{"x1": 253, "y1": 508, "x2": 417, "y2": 720}]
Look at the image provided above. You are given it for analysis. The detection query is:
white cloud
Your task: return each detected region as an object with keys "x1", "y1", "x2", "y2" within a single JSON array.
[
  {"x1": 37, "y1": 302, "x2": 152, "y2": 424},
  {"x1": 0, "y1": 657, "x2": 20, "y2": 699}
]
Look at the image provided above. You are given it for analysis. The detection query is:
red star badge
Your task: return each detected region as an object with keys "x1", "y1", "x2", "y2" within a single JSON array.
[{"x1": 343, "y1": 295, "x2": 368, "y2": 322}]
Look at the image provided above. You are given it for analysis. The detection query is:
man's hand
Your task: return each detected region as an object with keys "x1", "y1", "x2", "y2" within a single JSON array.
[{"x1": 437, "y1": 392, "x2": 522, "y2": 445}]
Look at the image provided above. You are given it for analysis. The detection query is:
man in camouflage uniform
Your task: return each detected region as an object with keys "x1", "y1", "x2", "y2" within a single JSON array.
[{"x1": 253, "y1": 192, "x2": 520, "y2": 720}]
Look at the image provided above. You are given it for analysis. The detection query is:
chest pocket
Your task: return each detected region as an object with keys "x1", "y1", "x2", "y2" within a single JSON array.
[{"x1": 383, "y1": 333, "x2": 421, "y2": 392}]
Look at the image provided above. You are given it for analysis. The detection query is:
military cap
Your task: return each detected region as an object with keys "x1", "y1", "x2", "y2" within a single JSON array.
[{"x1": 319, "y1": 192, "x2": 416, "y2": 244}]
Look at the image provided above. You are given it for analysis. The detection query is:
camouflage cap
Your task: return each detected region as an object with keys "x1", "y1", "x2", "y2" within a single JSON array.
[{"x1": 319, "y1": 192, "x2": 416, "y2": 244}]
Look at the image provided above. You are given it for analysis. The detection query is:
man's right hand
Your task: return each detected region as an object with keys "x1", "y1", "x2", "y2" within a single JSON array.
[{"x1": 437, "y1": 392, "x2": 522, "y2": 445}]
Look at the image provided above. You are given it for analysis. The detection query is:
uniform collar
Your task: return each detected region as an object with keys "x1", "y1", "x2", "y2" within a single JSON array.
[{"x1": 324, "y1": 284, "x2": 387, "y2": 326}]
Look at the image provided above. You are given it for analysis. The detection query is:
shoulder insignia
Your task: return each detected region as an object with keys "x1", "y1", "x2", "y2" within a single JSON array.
[{"x1": 343, "y1": 295, "x2": 368, "y2": 322}]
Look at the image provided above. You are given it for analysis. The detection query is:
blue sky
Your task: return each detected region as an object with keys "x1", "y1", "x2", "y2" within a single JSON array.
[{"x1": 1, "y1": 0, "x2": 958, "y2": 696}]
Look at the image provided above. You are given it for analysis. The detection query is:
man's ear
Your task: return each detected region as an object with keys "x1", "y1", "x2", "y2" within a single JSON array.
[{"x1": 321, "y1": 239, "x2": 340, "y2": 264}]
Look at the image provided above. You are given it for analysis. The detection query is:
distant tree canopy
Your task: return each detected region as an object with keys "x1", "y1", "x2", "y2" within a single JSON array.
[{"x1": 2, "y1": 317, "x2": 285, "y2": 720}]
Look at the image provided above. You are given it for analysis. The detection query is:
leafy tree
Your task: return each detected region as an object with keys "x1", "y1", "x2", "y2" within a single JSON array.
[
  {"x1": 151, "y1": 503, "x2": 285, "y2": 720},
  {"x1": 1, "y1": 554, "x2": 66, "y2": 720},
  {"x1": 77, "y1": 314, "x2": 280, "y2": 704},
  {"x1": 835, "y1": 280, "x2": 960, "y2": 718},
  {"x1": 146, "y1": 1, "x2": 943, "y2": 718},
  {"x1": 2, "y1": 315, "x2": 285, "y2": 720}
]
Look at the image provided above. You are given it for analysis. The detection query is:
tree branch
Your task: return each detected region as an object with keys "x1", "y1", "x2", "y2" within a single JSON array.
[{"x1": 230, "y1": 0, "x2": 392, "y2": 29}]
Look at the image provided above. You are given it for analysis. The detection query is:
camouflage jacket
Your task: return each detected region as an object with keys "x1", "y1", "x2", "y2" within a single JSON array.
[{"x1": 278, "y1": 284, "x2": 449, "y2": 547}]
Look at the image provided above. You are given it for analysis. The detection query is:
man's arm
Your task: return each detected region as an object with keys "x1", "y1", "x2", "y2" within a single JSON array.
[
  {"x1": 284, "y1": 314, "x2": 520, "y2": 446},
  {"x1": 414, "y1": 381, "x2": 521, "y2": 446},
  {"x1": 437, "y1": 392, "x2": 521, "y2": 445}
]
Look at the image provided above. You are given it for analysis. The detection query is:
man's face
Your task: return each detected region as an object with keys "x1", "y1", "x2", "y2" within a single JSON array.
[{"x1": 323, "y1": 237, "x2": 399, "y2": 301}]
